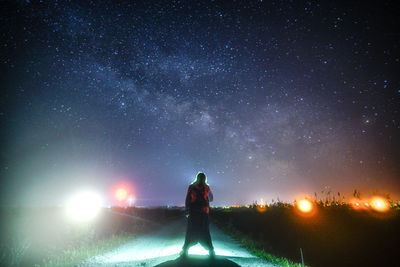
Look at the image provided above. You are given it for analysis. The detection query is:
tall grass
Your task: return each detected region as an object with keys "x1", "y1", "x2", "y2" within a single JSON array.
[
  {"x1": 215, "y1": 217, "x2": 305, "y2": 267},
  {"x1": 0, "y1": 237, "x2": 31, "y2": 266},
  {"x1": 211, "y1": 192, "x2": 399, "y2": 267},
  {"x1": 39, "y1": 232, "x2": 135, "y2": 267}
]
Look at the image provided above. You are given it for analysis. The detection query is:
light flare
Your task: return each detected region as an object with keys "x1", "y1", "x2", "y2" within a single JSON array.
[
  {"x1": 297, "y1": 199, "x2": 313, "y2": 213},
  {"x1": 115, "y1": 188, "x2": 128, "y2": 202},
  {"x1": 349, "y1": 197, "x2": 390, "y2": 212},
  {"x1": 66, "y1": 191, "x2": 102, "y2": 222},
  {"x1": 256, "y1": 205, "x2": 267, "y2": 213},
  {"x1": 256, "y1": 198, "x2": 267, "y2": 212},
  {"x1": 128, "y1": 195, "x2": 136, "y2": 206},
  {"x1": 349, "y1": 198, "x2": 368, "y2": 211},
  {"x1": 370, "y1": 196, "x2": 389, "y2": 212}
]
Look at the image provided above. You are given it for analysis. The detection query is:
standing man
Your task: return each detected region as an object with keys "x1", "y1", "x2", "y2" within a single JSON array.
[{"x1": 181, "y1": 172, "x2": 215, "y2": 257}]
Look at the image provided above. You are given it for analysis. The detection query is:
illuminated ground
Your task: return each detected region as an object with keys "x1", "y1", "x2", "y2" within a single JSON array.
[{"x1": 80, "y1": 217, "x2": 276, "y2": 266}]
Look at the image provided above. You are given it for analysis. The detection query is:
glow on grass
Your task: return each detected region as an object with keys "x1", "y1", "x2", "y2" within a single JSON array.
[
  {"x1": 256, "y1": 198, "x2": 267, "y2": 213},
  {"x1": 256, "y1": 205, "x2": 267, "y2": 213},
  {"x1": 67, "y1": 191, "x2": 102, "y2": 222},
  {"x1": 349, "y1": 198, "x2": 368, "y2": 211},
  {"x1": 297, "y1": 199, "x2": 313, "y2": 213}
]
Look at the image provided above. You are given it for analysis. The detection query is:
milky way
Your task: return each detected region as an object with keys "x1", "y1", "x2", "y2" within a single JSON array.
[{"x1": 1, "y1": 1, "x2": 399, "y2": 206}]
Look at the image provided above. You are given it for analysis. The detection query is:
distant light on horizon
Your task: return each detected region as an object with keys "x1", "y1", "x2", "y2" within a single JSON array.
[
  {"x1": 66, "y1": 191, "x2": 102, "y2": 222},
  {"x1": 115, "y1": 188, "x2": 128, "y2": 202},
  {"x1": 128, "y1": 195, "x2": 136, "y2": 206},
  {"x1": 370, "y1": 197, "x2": 389, "y2": 212},
  {"x1": 256, "y1": 198, "x2": 267, "y2": 212},
  {"x1": 297, "y1": 199, "x2": 313, "y2": 213}
]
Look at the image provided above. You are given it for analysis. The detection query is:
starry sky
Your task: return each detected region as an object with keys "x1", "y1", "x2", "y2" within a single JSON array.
[{"x1": 1, "y1": 0, "x2": 399, "y2": 206}]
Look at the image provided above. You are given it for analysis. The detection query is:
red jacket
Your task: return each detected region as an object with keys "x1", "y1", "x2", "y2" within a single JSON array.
[{"x1": 185, "y1": 184, "x2": 213, "y2": 214}]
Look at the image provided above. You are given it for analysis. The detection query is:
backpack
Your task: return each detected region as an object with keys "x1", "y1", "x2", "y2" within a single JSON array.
[{"x1": 190, "y1": 185, "x2": 208, "y2": 211}]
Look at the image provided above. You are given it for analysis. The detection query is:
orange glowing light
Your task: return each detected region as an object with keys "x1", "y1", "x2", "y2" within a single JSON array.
[
  {"x1": 256, "y1": 205, "x2": 267, "y2": 213},
  {"x1": 349, "y1": 198, "x2": 368, "y2": 211},
  {"x1": 115, "y1": 188, "x2": 128, "y2": 202},
  {"x1": 297, "y1": 199, "x2": 313, "y2": 213},
  {"x1": 370, "y1": 197, "x2": 389, "y2": 212}
]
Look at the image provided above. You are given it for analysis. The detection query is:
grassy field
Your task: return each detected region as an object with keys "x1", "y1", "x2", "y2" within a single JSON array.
[
  {"x1": 0, "y1": 206, "x2": 182, "y2": 266},
  {"x1": 211, "y1": 201, "x2": 400, "y2": 267}
]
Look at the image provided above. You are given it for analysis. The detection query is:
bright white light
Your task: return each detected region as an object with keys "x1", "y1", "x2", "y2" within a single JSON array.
[
  {"x1": 128, "y1": 195, "x2": 136, "y2": 206},
  {"x1": 188, "y1": 244, "x2": 209, "y2": 255},
  {"x1": 101, "y1": 243, "x2": 242, "y2": 263},
  {"x1": 67, "y1": 191, "x2": 102, "y2": 222}
]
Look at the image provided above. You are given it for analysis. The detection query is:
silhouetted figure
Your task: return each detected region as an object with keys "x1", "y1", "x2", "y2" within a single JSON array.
[{"x1": 181, "y1": 172, "x2": 215, "y2": 257}]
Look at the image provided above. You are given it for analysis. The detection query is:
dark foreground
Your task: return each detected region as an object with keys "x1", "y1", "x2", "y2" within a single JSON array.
[
  {"x1": 156, "y1": 255, "x2": 239, "y2": 267},
  {"x1": 2, "y1": 205, "x2": 398, "y2": 266},
  {"x1": 211, "y1": 204, "x2": 400, "y2": 267}
]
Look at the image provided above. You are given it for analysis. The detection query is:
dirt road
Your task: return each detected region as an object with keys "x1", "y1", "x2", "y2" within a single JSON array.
[{"x1": 80, "y1": 217, "x2": 276, "y2": 266}]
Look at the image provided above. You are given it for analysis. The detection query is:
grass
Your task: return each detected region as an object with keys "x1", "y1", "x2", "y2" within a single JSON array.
[
  {"x1": 243, "y1": 244, "x2": 304, "y2": 267},
  {"x1": 0, "y1": 206, "x2": 185, "y2": 266},
  {"x1": 213, "y1": 213, "x2": 304, "y2": 267},
  {"x1": 0, "y1": 207, "x2": 161, "y2": 266},
  {"x1": 38, "y1": 232, "x2": 135, "y2": 267},
  {"x1": 211, "y1": 197, "x2": 399, "y2": 267}
]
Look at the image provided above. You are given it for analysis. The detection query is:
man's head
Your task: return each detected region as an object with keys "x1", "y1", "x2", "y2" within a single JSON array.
[{"x1": 196, "y1": 172, "x2": 207, "y2": 185}]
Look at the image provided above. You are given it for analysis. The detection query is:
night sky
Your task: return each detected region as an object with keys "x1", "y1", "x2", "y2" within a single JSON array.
[{"x1": 1, "y1": 0, "x2": 399, "y2": 206}]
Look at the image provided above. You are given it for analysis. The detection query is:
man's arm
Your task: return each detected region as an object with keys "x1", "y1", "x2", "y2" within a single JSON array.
[
  {"x1": 208, "y1": 189, "x2": 213, "y2": 202},
  {"x1": 185, "y1": 186, "x2": 192, "y2": 211}
]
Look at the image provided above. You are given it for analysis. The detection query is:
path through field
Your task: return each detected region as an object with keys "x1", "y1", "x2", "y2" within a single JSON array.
[{"x1": 80, "y1": 216, "x2": 276, "y2": 267}]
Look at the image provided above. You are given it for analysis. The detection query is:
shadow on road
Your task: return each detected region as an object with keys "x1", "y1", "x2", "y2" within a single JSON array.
[{"x1": 155, "y1": 255, "x2": 240, "y2": 267}]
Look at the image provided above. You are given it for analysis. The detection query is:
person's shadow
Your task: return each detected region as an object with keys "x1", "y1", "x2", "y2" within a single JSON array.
[{"x1": 155, "y1": 255, "x2": 240, "y2": 267}]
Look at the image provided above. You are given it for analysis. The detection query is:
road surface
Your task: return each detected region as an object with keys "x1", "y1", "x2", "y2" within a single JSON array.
[{"x1": 80, "y1": 217, "x2": 277, "y2": 266}]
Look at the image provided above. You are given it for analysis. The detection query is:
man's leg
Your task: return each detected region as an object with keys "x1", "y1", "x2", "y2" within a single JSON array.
[
  {"x1": 200, "y1": 213, "x2": 215, "y2": 256},
  {"x1": 203, "y1": 232, "x2": 215, "y2": 257},
  {"x1": 181, "y1": 214, "x2": 194, "y2": 256}
]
